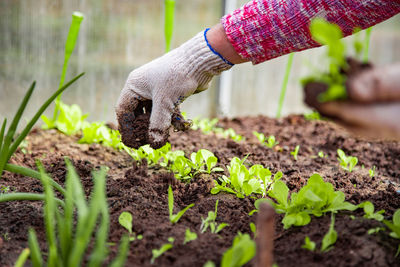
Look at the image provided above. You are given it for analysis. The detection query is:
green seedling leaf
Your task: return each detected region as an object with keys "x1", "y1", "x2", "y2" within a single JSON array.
[
  {"x1": 200, "y1": 200, "x2": 229, "y2": 234},
  {"x1": 359, "y1": 201, "x2": 385, "y2": 221},
  {"x1": 290, "y1": 145, "x2": 300, "y2": 161},
  {"x1": 168, "y1": 185, "x2": 194, "y2": 223},
  {"x1": 14, "y1": 248, "x2": 30, "y2": 267},
  {"x1": 321, "y1": 213, "x2": 337, "y2": 252},
  {"x1": 151, "y1": 238, "x2": 174, "y2": 264},
  {"x1": 337, "y1": 149, "x2": 358, "y2": 172},
  {"x1": 119, "y1": 212, "x2": 133, "y2": 234},
  {"x1": 183, "y1": 228, "x2": 198, "y2": 244},
  {"x1": 203, "y1": 261, "x2": 216, "y2": 267},
  {"x1": 369, "y1": 166, "x2": 376, "y2": 178},
  {"x1": 221, "y1": 233, "x2": 256, "y2": 267},
  {"x1": 301, "y1": 236, "x2": 316, "y2": 251},
  {"x1": 367, "y1": 227, "x2": 385, "y2": 235}
]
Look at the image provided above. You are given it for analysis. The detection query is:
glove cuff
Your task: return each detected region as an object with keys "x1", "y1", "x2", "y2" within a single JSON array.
[{"x1": 178, "y1": 29, "x2": 234, "y2": 85}]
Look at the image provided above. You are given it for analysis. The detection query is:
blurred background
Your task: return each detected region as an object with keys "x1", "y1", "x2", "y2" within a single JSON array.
[{"x1": 1, "y1": 0, "x2": 400, "y2": 124}]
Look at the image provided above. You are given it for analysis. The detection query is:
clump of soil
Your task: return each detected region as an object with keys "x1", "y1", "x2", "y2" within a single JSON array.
[
  {"x1": 0, "y1": 115, "x2": 399, "y2": 266},
  {"x1": 117, "y1": 100, "x2": 152, "y2": 149}
]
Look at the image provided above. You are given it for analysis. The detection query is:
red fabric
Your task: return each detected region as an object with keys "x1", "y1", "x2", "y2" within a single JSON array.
[{"x1": 221, "y1": 0, "x2": 400, "y2": 64}]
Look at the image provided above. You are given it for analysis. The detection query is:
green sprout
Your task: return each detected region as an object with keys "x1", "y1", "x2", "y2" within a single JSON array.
[
  {"x1": 221, "y1": 233, "x2": 256, "y2": 267},
  {"x1": 14, "y1": 248, "x2": 30, "y2": 267},
  {"x1": 359, "y1": 201, "x2": 385, "y2": 221},
  {"x1": 321, "y1": 213, "x2": 337, "y2": 252},
  {"x1": 200, "y1": 200, "x2": 229, "y2": 234},
  {"x1": 118, "y1": 211, "x2": 143, "y2": 241},
  {"x1": 337, "y1": 149, "x2": 358, "y2": 172},
  {"x1": 383, "y1": 209, "x2": 400, "y2": 257},
  {"x1": 168, "y1": 185, "x2": 194, "y2": 224},
  {"x1": 304, "y1": 111, "x2": 321, "y2": 121},
  {"x1": 253, "y1": 132, "x2": 279, "y2": 148},
  {"x1": 276, "y1": 53, "x2": 294, "y2": 118},
  {"x1": 151, "y1": 237, "x2": 174, "y2": 264},
  {"x1": 290, "y1": 145, "x2": 300, "y2": 161},
  {"x1": 369, "y1": 166, "x2": 376, "y2": 178},
  {"x1": 190, "y1": 149, "x2": 224, "y2": 175},
  {"x1": 318, "y1": 151, "x2": 325, "y2": 158},
  {"x1": 267, "y1": 174, "x2": 357, "y2": 229},
  {"x1": 183, "y1": 228, "x2": 198, "y2": 244},
  {"x1": 301, "y1": 236, "x2": 316, "y2": 251}
]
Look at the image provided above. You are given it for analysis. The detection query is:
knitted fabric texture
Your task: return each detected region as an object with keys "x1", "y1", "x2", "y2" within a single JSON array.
[{"x1": 221, "y1": 0, "x2": 400, "y2": 64}]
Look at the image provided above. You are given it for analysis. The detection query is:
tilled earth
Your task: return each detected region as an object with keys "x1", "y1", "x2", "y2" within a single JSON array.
[{"x1": 0, "y1": 115, "x2": 399, "y2": 266}]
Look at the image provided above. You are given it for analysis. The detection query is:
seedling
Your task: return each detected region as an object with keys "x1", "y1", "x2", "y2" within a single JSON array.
[
  {"x1": 318, "y1": 151, "x2": 325, "y2": 158},
  {"x1": 304, "y1": 111, "x2": 321, "y2": 121},
  {"x1": 183, "y1": 228, "x2": 198, "y2": 244},
  {"x1": 290, "y1": 145, "x2": 300, "y2": 161},
  {"x1": 359, "y1": 201, "x2": 385, "y2": 221},
  {"x1": 220, "y1": 128, "x2": 244, "y2": 142},
  {"x1": 220, "y1": 232, "x2": 255, "y2": 267},
  {"x1": 14, "y1": 248, "x2": 30, "y2": 267},
  {"x1": 170, "y1": 156, "x2": 193, "y2": 180},
  {"x1": 321, "y1": 213, "x2": 337, "y2": 252},
  {"x1": 190, "y1": 149, "x2": 224, "y2": 174},
  {"x1": 168, "y1": 185, "x2": 194, "y2": 224},
  {"x1": 0, "y1": 185, "x2": 10, "y2": 194},
  {"x1": 369, "y1": 166, "x2": 376, "y2": 178},
  {"x1": 249, "y1": 223, "x2": 256, "y2": 238},
  {"x1": 383, "y1": 209, "x2": 400, "y2": 257},
  {"x1": 337, "y1": 149, "x2": 358, "y2": 172},
  {"x1": 253, "y1": 132, "x2": 279, "y2": 148},
  {"x1": 79, "y1": 122, "x2": 123, "y2": 150},
  {"x1": 200, "y1": 200, "x2": 229, "y2": 234},
  {"x1": 276, "y1": 53, "x2": 294, "y2": 118},
  {"x1": 151, "y1": 237, "x2": 174, "y2": 264},
  {"x1": 191, "y1": 117, "x2": 219, "y2": 134},
  {"x1": 118, "y1": 211, "x2": 143, "y2": 241},
  {"x1": 267, "y1": 174, "x2": 357, "y2": 229},
  {"x1": 367, "y1": 227, "x2": 385, "y2": 235},
  {"x1": 301, "y1": 236, "x2": 316, "y2": 251},
  {"x1": 212, "y1": 157, "x2": 282, "y2": 198}
]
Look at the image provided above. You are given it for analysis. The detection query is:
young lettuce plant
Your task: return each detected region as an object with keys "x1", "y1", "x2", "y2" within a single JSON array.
[
  {"x1": 190, "y1": 149, "x2": 224, "y2": 175},
  {"x1": 253, "y1": 132, "x2": 278, "y2": 149},
  {"x1": 267, "y1": 173, "x2": 357, "y2": 229},
  {"x1": 200, "y1": 200, "x2": 229, "y2": 234},
  {"x1": 359, "y1": 201, "x2": 385, "y2": 221},
  {"x1": 168, "y1": 185, "x2": 194, "y2": 224},
  {"x1": 301, "y1": 236, "x2": 316, "y2": 251},
  {"x1": 337, "y1": 149, "x2": 358, "y2": 172},
  {"x1": 169, "y1": 156, "x2": 193, "y2": 181},
  {"x1": 220, "y1": 232, "x2": 256, "y2": 267},
  {"x1": 290, "y1": 145, "x2": 300, "y2": 161},
  {"x1": 183, "y1": 228, "x2": 198, "y2": 244},
  {"x1": 383, "y1": 209, "x2": 400, "y2": 257},
  {"x1": 321, "y1": 213, "x2": 338, "y2": 252},
  {"x1": 151, "y1": 237, "x2": 174, "y2": 264},
  {"x1": 79, "y1": 122, "x2": 123, "y2": 150},
  {"x1": 118, "y1": 211, "x2": 143, "y2": 241}
]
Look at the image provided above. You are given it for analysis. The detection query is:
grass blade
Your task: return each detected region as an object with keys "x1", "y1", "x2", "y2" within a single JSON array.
[
  {"x1": 0, "y1": 192, "x2": 64, "y2": 207},
  {"x1": 276, "y1": 53, "x2": 294, "y2": 118},
  {"x1": 164, "y1": 0, "x2": 175, "y2": 52},
  {"x1": 28, "y1": 229, "x2": 43, "y2": 267},
  {"x1": 109, "y1": 235, "x2": 130, "y2": 267},
  {"x1": 0, "y1": 118, "x2": 7, "y2": 153},
  {"x1": 168, "y1": 185, "x2": 174, "y2": 219},
  {"x1": 4, "y1": 163, "x2": 65, "y2": 194},
  {"x1": 7, "y1": 73, "x2": 85, "y2": 160},
  {"x1": 14, "y1": 248, "x2": 30, "y2": 267}
]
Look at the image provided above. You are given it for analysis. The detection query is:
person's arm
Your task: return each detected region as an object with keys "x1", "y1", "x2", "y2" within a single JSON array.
[{"x1": 213, "y1": 0, "x2": 400, "y2": 64}]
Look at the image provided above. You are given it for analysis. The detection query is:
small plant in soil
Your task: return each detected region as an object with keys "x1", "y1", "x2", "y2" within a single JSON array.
[
  {"x1": 359, "y1": 201, "x2": 385, "y2": 221},
  {"x1": 118, "y1": 211, "x2": 143, "y2": 241},
  {"x1": 304, "y1": 111, "x2": 321, "y2": 121},
  {"x1": 337, "y1": 149, "x2": 358, "y2": 172},
  {"x1": 383, "y1": 209, "x2": 400, "y2": 257},
  {"x1": 169, "y1": 156, "x2": 193, "y2": 180},
  {"x1": 190, "y1": 149, "x2": 224, "y2": 175},
  {"x1": 369, "y1": 165, "x2": 376, "y2": 178},
  {"x1": 200, "y1": 200, "x2": 229, "y2": 234},
  {"x1": 211, "y1": 157, "x2": 282, "y2": 198},
  {"x1": 253, "y1": 131, "x2": 279, "y2": 148},
  {"x1": 168, "y1": 185, "x2": 194, "y2": 224},
  {"x1": 220, "y1": 232, "x2": 256, "y2": 267},
  {"x1": 290, "y1": 145, "x2": 300, "y2": 161},
  {"x1": 267, "y1": 173, "x2": 357, "y2": 229},
  {"x1": 301, "y1": 236, "x2": 316, "y2": 251},
  {"x1": 321, "y1": 213, "x2": 338, "y2": 252},
  {"x1": 151, "y1": 237, "x2": 174, "y2": 264},
  {"x1": 183, "y1": 228, "x2": 198, "y2": 244},
  {"x1": 79, "y1": 122, "x2": 123, "y2": 150}
]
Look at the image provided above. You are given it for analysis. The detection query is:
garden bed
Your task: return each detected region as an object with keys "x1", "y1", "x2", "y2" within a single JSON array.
[{"x1": 0, "y1": 115, "x2": 399, "y2": 266}]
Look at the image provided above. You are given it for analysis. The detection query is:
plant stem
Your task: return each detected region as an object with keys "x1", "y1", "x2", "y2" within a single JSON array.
[
  {"x1": 0, "y1": 192, "x2": 64, "y2": 207},
  {"x1": 53, "y1": 12, "x2": 84, "y2": 121},
  {"x1": 164, "y1": 0, "x2": 175, "y2": 52},
  {"x1": 363, "y1": 27, "x2": 373, "y2": 63},
  {"x1": 4, "y1": 163, "x2": 65, "y2": 195},
  {"x1": 276, "y1": 53, "x2": 294, "y2": 118}
]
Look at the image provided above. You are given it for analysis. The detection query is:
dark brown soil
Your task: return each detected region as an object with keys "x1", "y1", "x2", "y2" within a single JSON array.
[{"x1": 1, "y1": 115, "x2": 400, "y2": 267}]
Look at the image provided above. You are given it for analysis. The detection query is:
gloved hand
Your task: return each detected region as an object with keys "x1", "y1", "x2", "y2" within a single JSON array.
[{"x1": 116, "y1": 30, "x2": 233, "y2": 149}]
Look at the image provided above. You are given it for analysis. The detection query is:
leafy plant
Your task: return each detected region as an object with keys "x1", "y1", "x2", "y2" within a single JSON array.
[
  {"x1": 169, "y1": 156, "x2": 193, "y2": 180},
  {"x1": 359, "y1": 201, "x2": 385, "y2": 221},
  {"x1": 190, "y1": 149, "x2": 224, "y2": 174},
  {"x1": 118, "y1": 211, "x2": 143, "y2": 241},
  {"x1": 290, "y1": 145, "x2": 300, "y2": 161},
  {"x1": 151, "y1": 237, "x2": 174, "y2": 264},
  {"x1": 367, "y1": 227, "x2": 385, "y2": 235},
  {"x1": 337, "y1": 149, "x2": 358, "y2": 172},
  {"x1": 321, "y1": 213, "x2": 337, "y2": 252},
  {"x1": 200, "y1": 200, "x2": 229, "y2": 234},
  {"x1": 383, "y1": 209, "x2": 400, "y2": 257},
  {"x1": 79, "y1": 122, "x2": 123, "y2": 150},
  {"x1": 301, "y1": 236, "x2": 316, "y2": 251},
  {"x1": 212, "y1": 157, "x2": 282, "y2": 198},
  {"x1": 183, "y1": 228, "x2": 198, "y2": 244},
  {"x1": 276, "y1": 53, "x2": 294, "y2": 118},
  {"x1": 304, "y1": 111, "x2": 321, "y2": 121},
  {"x1": 220, "y1": 233, "x2": 256, "y2": 267},
  {"x1": 369, "y1": 166, "x2": 376, "y2": 178},
  {"x1": 218, "y1": 128, "x2": 244, "y2": 142},
  {"x1": 25, "y1": 159, "x2": 129, "y2": 266},
  {"x1": 168, "y1": 185, "x2": 194, "y2": 224},
  {"x1": 253, "y1": 132, "x2": 279, "y2": 148},
  {"x1": 191, "y1": 117, "x2": 219, "y2": 134},
  {"x1": 267, "y1": 174, "x2": 357, "y2": 229}
]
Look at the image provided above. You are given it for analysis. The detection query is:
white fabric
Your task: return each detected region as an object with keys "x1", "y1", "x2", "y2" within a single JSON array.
[{"x1": 116, "y1": 31, "x2": 232, "y2": 145}]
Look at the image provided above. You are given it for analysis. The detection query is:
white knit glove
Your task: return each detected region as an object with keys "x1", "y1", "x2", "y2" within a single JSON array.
[{"x1": 116, "y1": 30, "x2": 233, "y2": 148}]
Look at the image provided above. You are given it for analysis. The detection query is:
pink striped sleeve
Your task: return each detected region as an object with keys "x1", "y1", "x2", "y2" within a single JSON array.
[{"x1": 221, "y1": 0, "x2": 400, "y2": 64}]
